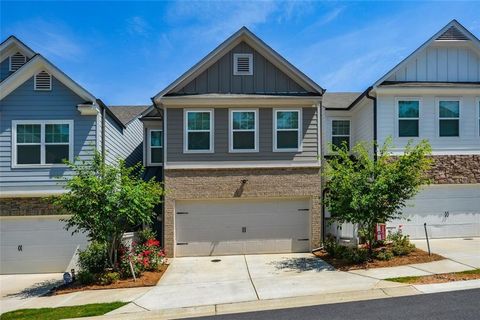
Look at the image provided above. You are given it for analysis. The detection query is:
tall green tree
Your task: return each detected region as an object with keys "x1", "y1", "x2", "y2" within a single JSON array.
[
  {"x1": 324, "y1": 139, "x2": 432, "y2": 255},
  {"x1": 52, "y1": 152, "x2": 163, "y2": 267}
]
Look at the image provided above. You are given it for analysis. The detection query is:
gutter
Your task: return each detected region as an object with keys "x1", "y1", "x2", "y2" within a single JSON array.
[{"x1": 365, "y1": 87, "x2": 377, "y2": 162}]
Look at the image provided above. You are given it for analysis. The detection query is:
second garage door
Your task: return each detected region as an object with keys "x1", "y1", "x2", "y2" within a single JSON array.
[{"x1": 175, "y1": 198, "x2": 310, "y2": 257}]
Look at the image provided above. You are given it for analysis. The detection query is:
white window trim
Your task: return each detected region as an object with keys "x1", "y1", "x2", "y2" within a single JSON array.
[
  {"x1": 436, "y1": 97, "x2": 461, "y2": 138},
  {"x1": 233, "y1": 53, "x2": 253, "y2": 76},
  {"x1": 395, "y1": 97, "x2": 421, "y2": 138},
  {"x1": 11, "y1": 120, "x2": 74, "y2": 168},
  {"x1": 34, "y1": 71, "x2": 52, "y2": 91},
  {"x1": 331, "y1": 119, "x2": 351, "y2": 151},
  {"x1": 183, "y1": 108, "x2": 214, "y2": 153},
  {"x1": 273, "y1": 108, "x2": 303, "y2": 152},
  {"x1": 228, "y1": 108, "x2": 259, "y2": 153},
  {"x1": 147, "y1": 128, "x2": 163, "y2": 166}
]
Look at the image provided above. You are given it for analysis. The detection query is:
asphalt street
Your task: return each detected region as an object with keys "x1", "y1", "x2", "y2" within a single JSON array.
[{"x1": 193, "y1": 288, "x2": 480, "y2": 320}]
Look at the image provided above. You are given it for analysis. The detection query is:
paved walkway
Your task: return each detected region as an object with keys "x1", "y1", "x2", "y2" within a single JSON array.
[{"x1": 412, "y1": 238, "x2": 480, "y2": 268}]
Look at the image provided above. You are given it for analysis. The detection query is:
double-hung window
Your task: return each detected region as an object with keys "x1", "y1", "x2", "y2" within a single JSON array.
[
  {"x1": 184, "y1": 109, "x2": 213, "y2": 153},
  {"x1": 398, "y1": 100, "x2": 419, "y2": 137},
  {"x1": 148, "y1": 129, "x2": 163, "y2": 165},
  {"x1": 229, "y1": 109, "x2": 258, "y2": 152},
  {"x1": 438, "y1": 100, "x2": 460, "y2": 137},
  {"x1": 273, "y1": 109, "x2": 302, "y2": 152},
  {"x1": 331, "y1": 120, "x2": 350, "y2": 151},
  {"x1": 13, "y1": 120, "x2": 73, "y2": 167}
]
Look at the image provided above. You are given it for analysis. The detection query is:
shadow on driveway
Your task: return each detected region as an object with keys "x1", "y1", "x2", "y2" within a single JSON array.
[{"x1": 269, "y1": 257, "x2": 334, "y2": 273}]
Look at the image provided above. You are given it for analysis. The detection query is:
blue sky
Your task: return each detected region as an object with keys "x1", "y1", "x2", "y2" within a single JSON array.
[{"x1": 1, "y1": 1, "x2": 479, "y2": 105}]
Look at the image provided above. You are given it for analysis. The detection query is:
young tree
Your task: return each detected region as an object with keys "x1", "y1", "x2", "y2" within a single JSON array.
[
  {"x1": 324, "y1": 139, "x2": 432, "y2": 255},
  {"x1": 52, "y1": 152, "x2": 163, "y2": 267}
]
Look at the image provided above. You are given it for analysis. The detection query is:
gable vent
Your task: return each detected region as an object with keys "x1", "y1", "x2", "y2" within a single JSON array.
[
  {"x1": 436, "y1": 26, "x2": 469, "y2": 41},
  {"x1": 9, "y1": 52, "x2": 26, "y2": 71},
  {"x1": 34, "y1": 71, "x2": 52, "y2": 91},
  {"x1": 233, "y1": 53, "x2": 253, "y2": 75}
]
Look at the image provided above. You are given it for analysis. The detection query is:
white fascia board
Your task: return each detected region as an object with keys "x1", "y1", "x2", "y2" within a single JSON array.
[
  {"x1": 0, "y1": 189, "x2": 65, "y2": 198},
  {"x1": 164, "y1": 161, "x2": 321, "y2": 170},
  {"x1": 160, "y1": 95, "x2": 321, "y2": 107},
  {"x1": 374, "y1": 87, "x2": 480, "y2": 95},
  {"x1": 0, "y1": 36, "x2": 36, "y2": 61},
  {"x1": 0, "y1": 55, "x2": 97, "y2": 102}
]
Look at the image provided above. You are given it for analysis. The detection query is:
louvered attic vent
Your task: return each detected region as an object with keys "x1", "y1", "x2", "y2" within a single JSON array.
[
  {"x1": 9, "y1": 52, "x2": 26, "y2": 71},
  {"x1": 34, "y1": 71, "x2": 52, "y2": 91},
  {"x1": 233, "y1": 53, "x2": 253, "y2": 75},
  {"x1": 436, "y1": 26, "x2": 469, "y2": 41}
]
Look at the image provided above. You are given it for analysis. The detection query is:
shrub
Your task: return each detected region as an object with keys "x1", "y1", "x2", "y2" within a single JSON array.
[
  {"x1": 137, "y1": 228, "x2": 157, "y2": 244},
  {"x1": 78, "y1": 242, "x2": 108, "y2": 274},
  {"x1": 98, "y1": 272, "x2": 120, "y2": 285},
  {"x1": 119, "y1": 234, "x2": 165, "y2": 278},
  {"x1": 324, "y1": 236, "x2": 346, "y2": 257},
  {"x1": 78, "y1": 270, "x2": 96, "y2": 285},
  {"x1": 376, "y1": 248, "x2": 394, "y2": 261},
  {"x1": 342, "y1": 247, "x2": 369, "y2": 263},
  {"x1": 388, "y1": 231, "x2": 415, "y2": 256}
]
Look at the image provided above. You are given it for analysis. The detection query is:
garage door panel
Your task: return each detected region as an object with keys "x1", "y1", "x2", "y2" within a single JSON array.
[{"x1": 175, "y1": 198, "x2": 310, "y2": 256}]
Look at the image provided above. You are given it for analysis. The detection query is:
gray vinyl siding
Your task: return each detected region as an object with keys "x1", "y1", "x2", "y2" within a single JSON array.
[
  {"x1": 104, "y1": 114, "x2": 143, "y2": 167},
  {"x1": 0, "y1": 76, "x2": 97, "y2": 194},
  {"x1": 175, "y1": 42, "x2": 308, "y2": 95},
  {"x1": 166, "y1": 107, "x2": 318, "y2": 162},
  {"x1": 0, "y1": 57, "x2": 13, "y2": 82}
]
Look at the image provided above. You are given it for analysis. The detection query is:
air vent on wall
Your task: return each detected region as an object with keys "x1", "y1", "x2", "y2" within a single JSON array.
[
  {"x1": 34, "y1": 71, "x2": 52, "y2": 91},
  {"x1": 9, "y1": 52, "x2": 26, "y2": 71},
  {"x1": 436, "y1": 26, "x2": 469, "y2": 41},
  {"x1": 233, "y1": 53, "x2": 253, "y2": 75}
]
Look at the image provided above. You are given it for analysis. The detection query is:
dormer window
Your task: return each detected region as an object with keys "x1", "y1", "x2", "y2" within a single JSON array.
[
  {"x1": 34, "y1": 71, "x2": 52, "y2": 91},
  {"x1": 9, "y1": 52, "x2": 26, "y2": 71},
  {"x1": 233, "y1": 53, "x2": 253, "y2": 75}
]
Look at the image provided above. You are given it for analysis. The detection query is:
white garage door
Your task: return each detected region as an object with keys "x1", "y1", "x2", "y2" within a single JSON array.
[
  {"x1": 388, "y1": 185, "x2": 480, "y2": 239},
  {"x1": 175, "y1": 198, "x2": 310, "y2": 257},
  {"x1": 0, "y1": 216, "x2": 88, "y2": 274}
]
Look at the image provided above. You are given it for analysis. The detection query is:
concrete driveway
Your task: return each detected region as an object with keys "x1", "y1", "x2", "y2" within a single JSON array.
[
  {"x1": 134, "y1": 253, "x2": 380, "y2": 311},
  {"x1": 412, "y1": 237, "x2": 480, "y2": 268}
]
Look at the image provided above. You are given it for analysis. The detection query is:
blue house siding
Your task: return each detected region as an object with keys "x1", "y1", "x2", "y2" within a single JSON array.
[
  {"x1": 0, "y1": 76, "x2": 97, "y2": 194},
  {"x1": 104, "y1": 114, "x2": 143, "y2": 167},
  {"x1": 0, "y1": 57, "x2": 13, "y2": 82}
]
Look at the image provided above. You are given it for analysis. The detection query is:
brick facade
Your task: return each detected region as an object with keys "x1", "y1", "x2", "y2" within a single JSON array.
[
  {"x1": 0, "y1": 197, "x2": 63, "y2": 216},
  {"x1": 428, "y1": 155, "x2": 480, "y2": 184},
  {"x1": 163, "y1": 167, "x2": 322, "y2": 257}
]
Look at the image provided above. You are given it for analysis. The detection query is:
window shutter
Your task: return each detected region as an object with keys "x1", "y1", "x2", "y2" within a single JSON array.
[
  {"x1": 233, "y1": 54, "x2": 253, "y2": 75},
  {"x1": 34, "y1": 71, "x2": 52, "y2": 91},
  {"x1": 10, "y1": 52, "x2": 26, "y2": 71}
]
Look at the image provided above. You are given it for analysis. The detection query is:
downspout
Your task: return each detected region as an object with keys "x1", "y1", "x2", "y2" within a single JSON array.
[
  {"x1": 318, "y1": 100, "x2": 326, "y2": 246},
  {"x1": 151, "y1": 97, "x2": 165, "y2": 249},
  {"x1": 102, "y1": 106, "x2": 106, "y2": 161},
  {"x1": 366, "y1": 87, "x2": 377, "y2": 162}
]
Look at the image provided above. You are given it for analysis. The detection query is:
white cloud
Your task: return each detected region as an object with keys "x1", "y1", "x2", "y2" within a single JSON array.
[{"x1": 126, "y1": 16, "x2": 151, "y2": 36}]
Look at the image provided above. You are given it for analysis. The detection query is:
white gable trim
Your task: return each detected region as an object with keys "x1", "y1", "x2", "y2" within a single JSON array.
[
  {"x1": 153, "y1": 27, "x2": 324, "y2": 101},
  {"x1": 0, "y1": 54, "x2": 97, "y2": 103},
  {"x1": 373, "y1": 20, "x2": 480, "y2": 88},
  {"x1": 0, "y1": 36, "x2": 35, "y2": 62}
]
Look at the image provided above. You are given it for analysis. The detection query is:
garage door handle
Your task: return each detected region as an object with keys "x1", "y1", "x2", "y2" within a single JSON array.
[
  {"x1": 298, "y1": 209, "x2": 309, "y2": 211},
  {"x1": 297, "y1": 238, "x2": 309, "y2": 241},
  {"x1": 176, "y1": 242, "x2": 189, "y2": 245},
  {"x1": 177, "y1": 212, "x2": 189, "y2": 215}
]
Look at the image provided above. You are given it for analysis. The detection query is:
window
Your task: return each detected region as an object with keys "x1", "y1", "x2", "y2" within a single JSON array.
[
  {"x1": 331, "y1": 120, "x2": 350, "y2": 151},
  {"x1": 398, "y1": 100, "x2": 419, "y2": 137},
  {"x1": 439, "y1": 100, "x2": 460, "y2": 137},
  {"x1": 273, "y1": 109, "x2": 302, "y2": 152},
  {"x1": 229, "y1": 109, "x2": 258, "y2": 152},
  {"x1": 148, "y1": 129, "x2": 163, "y2": 165},
  {"x1": 34, "y1": 71, "x2": 52, "y2": 91},
  {"x1": 13, "y1": 120, "x2": 73, "y2": 167},
  {"x1": 9, "y1": 52, "x2": 26, "y2": 71},
  {"x1": 184, "y1": 109, "x2": 213, "y2": 153},
  {"x1": 233, "y1": 53, "x2": 253, "y2": 75}
]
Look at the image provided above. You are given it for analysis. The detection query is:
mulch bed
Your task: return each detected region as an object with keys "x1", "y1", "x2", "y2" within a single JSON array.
[
  {"x1": 49, "y1": 264, "x2": 168, "y2": 295},
  {"x1": 314, "y1": 248, "x2": 444, "y2": 271},
  {"x1": 389, "y1": 270, "x2": 480, "y2": 284}
]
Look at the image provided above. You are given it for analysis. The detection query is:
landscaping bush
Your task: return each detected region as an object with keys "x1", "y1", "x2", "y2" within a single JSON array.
[
  {"x1": 137, "y1": 228, "x2": 157, "y2": 244},
  {"x1": 98, "y1": 272, "x2": 120, "y2": 285},
  {"x1": 375, "y1": 248, "x2": 394, "y2": 261},
  {"x1": 388, "y1": 231, "x2": 415, "y2": 256},
  {"x1": 78, "y1": 242, "x2": 109, "y2": 274},
  {"x1": 77, "y1": 270, "x2": 96, "y2": 285},
  {"x1": 342, "y1": 247, "x2": 369, "y2": 263},
  {"x1": 324, "y1": 235, "x2": 347, "y2": 257}
]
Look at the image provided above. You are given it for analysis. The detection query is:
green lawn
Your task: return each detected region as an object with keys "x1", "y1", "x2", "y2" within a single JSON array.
[
  {"x1": 387, "y1": 269, "x2": 480, "y2": 283},
  {"x1": 0, "y1": 302, "x2": 127, "y2": 320}
]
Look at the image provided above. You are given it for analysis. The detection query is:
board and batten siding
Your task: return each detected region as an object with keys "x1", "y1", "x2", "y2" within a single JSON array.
[
  {"x1": 386, "y1": 45, "x2": 480, "y2": 82},
  {"x1": 0, "y1": 76, "x2": 97, "y2": 194},
  {"x1": 175, "y1": 42, "x2": 309, "y2": 95},
  {"x1": 104, "y1": 114, "x2": 143, "y2": 167},
  {"x1": 166, "y1": 107, "x2": 318, "y2": 163},
  {"x1": 377, "y1": 94, "x2": 480, "y2": 154},
  {"x1": 0, "y1": 57, "x2": 13, "y2": 82}
]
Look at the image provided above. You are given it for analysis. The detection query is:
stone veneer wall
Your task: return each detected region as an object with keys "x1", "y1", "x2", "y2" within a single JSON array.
[
  {"x1": 163, "y1": 167, "x2": 322, "y2": 257},
  {"x1": 428, "y1": 155, "x2": 480, "y2": 184},
  {"x1": 0, "y1": 197, "x2": 63, "y2": 216}
]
